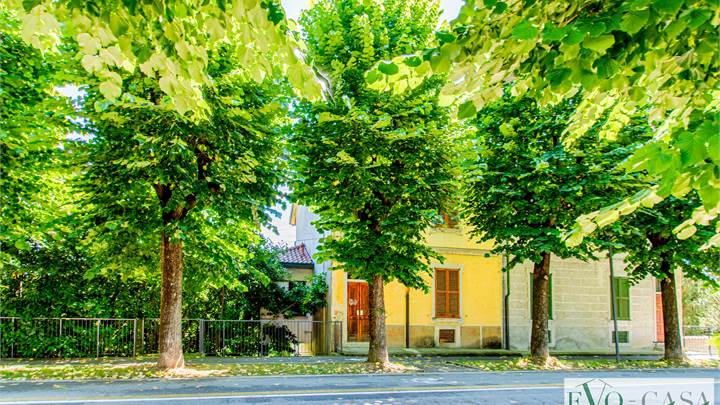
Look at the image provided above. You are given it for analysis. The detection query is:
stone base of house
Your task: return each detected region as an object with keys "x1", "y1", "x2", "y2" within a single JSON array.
[{"x1": 345, "y1": 324, "x2": 503, "y2": 349}]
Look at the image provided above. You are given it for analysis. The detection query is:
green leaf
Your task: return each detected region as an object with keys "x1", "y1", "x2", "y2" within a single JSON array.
[
  {"x1": 512, "y1": 20, "x2": 538, "y2": 40},
  {"x1": 547, "y1": 68, "x2": 571, "y2": 87},
  {"x1": 99, "y1": 81, "x2": 122, "y2": 100},
  {"x1": 404, "y1": 56, "x2": 422, "y2": 67},
  {"x1": 14, "y1": 239, "x2": 31, "y2": 250},
  {"x1": 687, "y1": 9, "x2": 712, "y2": 30},
  {"x1": 664, "y1": 19, "x2": 687, "y2": 38},
  {"x1": 493, "y1": 2, "x2": 507, "y2": 13},
  {"x1": 435, "y1": 30, "x2": 456, "y2": 44},
  {"x1": 653, "y1": 0, "x2": 684, "y2": 15},
  {"x1": 582, "y1": 35, "x2": 615, "y2": 53},
  {"x1": 620, "y1": 10, "x2": 649, "y2": 35},
  {"x1": 562, "y1": 28, "x2": 586, "y2": 45},
  {"x1": 457, "y1": 101, "x2": 477, "y2": 119},
  {"x1": 109, "y1": 14, "x2": 129, "y2": 37},
  {"x1": 542, "y1": 23, "x2": 566, "y2": 42},
  {"x1": 378, "y1": 61, "x2": 399, "y2": 75},
  {"x1": 22, "y1": 0, "x2": 41, "y2": 12},
  {"x1": 698, "y1": 186, "x2": 720, "y2": 213}
]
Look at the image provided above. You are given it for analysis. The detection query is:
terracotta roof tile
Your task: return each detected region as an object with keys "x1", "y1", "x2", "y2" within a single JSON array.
[{"x1": 279, "y1": 243, "x2": 313, "y2": 265}]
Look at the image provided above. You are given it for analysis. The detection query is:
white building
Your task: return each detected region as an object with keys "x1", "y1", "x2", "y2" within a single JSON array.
[{"x1": 507, "y1": 254, "x2": 669, "y2": 353}]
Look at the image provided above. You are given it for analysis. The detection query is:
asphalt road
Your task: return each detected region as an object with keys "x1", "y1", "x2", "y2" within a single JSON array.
[{"x1": 0, "y1": 368, "x2": 717, "y2": 405}]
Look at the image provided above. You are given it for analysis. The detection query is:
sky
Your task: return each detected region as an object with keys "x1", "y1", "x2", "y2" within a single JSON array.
[{"x1": 263, "y1": 0, "x2": 464, "y2": 245}]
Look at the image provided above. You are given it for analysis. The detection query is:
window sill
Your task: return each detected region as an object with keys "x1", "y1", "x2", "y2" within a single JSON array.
[{"x1": 432, "y1": 317, "x2": 463, "y2": 323}]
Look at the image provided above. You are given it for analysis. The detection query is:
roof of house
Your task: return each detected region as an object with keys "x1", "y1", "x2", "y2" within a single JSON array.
[{"x1": 279, "y1": 243, "x2": 313, "y2": 266}]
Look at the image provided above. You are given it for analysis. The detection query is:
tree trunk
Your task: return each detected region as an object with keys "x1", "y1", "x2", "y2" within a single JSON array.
[
  {"x1": 530, "y1": 252, "x2": 551, "y2": 363},
  {"x1": 660, "y1": 268, "x2": 683, "y2": 362},
  {"x1": 158, "y1": 232, "x2": 185, "y2": 369},
  {"x1": 367, "y1": 274, "x2": 389, "y2": 365}
]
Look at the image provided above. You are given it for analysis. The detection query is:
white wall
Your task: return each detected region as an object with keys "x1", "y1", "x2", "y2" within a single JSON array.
[
  {"x1": 294, "y1": 206, "x2": 335, "y2": 321},
  {"x1": 507, "y1": 254, "x2": 659, "y2": 352}
]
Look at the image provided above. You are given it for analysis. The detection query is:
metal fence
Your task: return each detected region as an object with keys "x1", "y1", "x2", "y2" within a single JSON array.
[
  {"x1": 0, "y1": 317, "x2": 342, "y2": 359},
  {"x1": 683, "y1": 325, "x2": 719, "y2": 356}
]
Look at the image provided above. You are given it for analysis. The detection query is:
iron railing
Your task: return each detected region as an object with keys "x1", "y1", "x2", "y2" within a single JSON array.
[
  {"x1": 683, "y1": 325, "x2": 719, "y2": 356},
  {"x1": 0, "y1": 317, "x2": 342, "y2": 359}
]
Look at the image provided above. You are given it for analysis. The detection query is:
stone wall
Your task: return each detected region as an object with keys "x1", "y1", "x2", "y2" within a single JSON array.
[
  {"x1": 508, "y1": 254, "x2": 658, "y2": 352},
  {"x1": 380, "y1": 324, "x2": 502, "y2": 349}
]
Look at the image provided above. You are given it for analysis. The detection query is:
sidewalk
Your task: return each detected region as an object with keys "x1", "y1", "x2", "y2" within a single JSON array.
[{"x1": 339, "y1": 346, "x2": 665, "y2": 358}]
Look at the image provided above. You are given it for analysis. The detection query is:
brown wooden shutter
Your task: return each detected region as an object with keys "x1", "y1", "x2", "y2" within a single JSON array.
[
  {"x1": 446, "y1": 212, "x2": 458, "y2": 228},
  {"x1": 435, "y1": 268, "x2": 460, "y2": 318},
  {"x1": 435, "y1": 268, "x2": 447, "y2": 316}
]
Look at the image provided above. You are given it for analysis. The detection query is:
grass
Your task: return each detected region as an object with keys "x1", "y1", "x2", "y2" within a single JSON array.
[
  {"x1": 2, "y1": 355, "x2": 717, "y2": 380},
  {"x1": 451, "y1": 357, "x2": 720, "y2": 372},
  {"x1": 0, "y1": 359, "x2": 417, "y2": 380}
]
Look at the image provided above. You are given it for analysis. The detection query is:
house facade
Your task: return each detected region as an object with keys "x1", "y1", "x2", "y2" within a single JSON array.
[
  {"x1": 506, "y1": 255, "x2": 667, "y2": 352},
  {"x1": 291, "y1": 205, "x2": 667, "y2": 353},
  {"x1": 291, "y1": 205, "x2": 504, "y2": 349}
]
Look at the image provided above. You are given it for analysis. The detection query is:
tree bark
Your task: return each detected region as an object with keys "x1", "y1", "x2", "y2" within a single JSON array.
[
  {"x1": 158, "y1": 231, "x2": 185, "y2": 369},
  {"x1": 367, "y1": 274, "x2": 389, "y2": 365},
  {"x1": 530, "y1": 252, "x2": 551, "y2": 363},
  {"x1": 660, "y1": 267, "x2": 683, "y2": 362}
]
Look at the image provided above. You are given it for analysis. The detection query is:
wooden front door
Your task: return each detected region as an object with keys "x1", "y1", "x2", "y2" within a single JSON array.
[
  {"x1": 656, "y1": 291, "x2": 664, "y2": 342},
  {"x1": 347, "y1": 281, "x2": 369, "y2": 342}
]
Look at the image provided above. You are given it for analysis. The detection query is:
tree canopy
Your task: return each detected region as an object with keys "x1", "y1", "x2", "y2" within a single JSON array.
[
  {"x1": 368, "y1": 0, "x2": 720, "y2": 246},
  {"x1": 462, "y1": 94, "x2": 638, "y2": 266},
  {"x1": 0, "y1": 10, "x2": 77, "y2": 259},
  {"x1": 9, "y1": 0, "x2": 321, "y2": 118}
]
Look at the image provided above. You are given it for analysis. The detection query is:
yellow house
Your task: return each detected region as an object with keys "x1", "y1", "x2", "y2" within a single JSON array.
[{"x1": 290, "y1": 205, "x2": 504, "y2": 349}]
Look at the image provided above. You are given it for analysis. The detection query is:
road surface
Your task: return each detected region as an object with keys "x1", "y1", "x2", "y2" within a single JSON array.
[{"x1": 0, "y1": 368, "x2": 717, "y2": 404}]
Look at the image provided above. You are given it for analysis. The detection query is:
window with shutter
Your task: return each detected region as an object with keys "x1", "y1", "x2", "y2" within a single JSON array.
[
  {"x1": 612, "y1": 277, "x2": 631, "y2": 321},
  {"x1": 434, "y1": 211, "x2": 459, "y2": 228},
  {"x1": 435, "y1": 268, "x2": 460, "y2": 318},
  {"x1": 612, "y1": 331, "x2": 630, "y2": 344}
]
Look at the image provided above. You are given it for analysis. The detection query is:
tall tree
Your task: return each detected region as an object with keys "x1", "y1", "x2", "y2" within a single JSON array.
[
  {"x1": 292, "y1": 0, "x2": 457, "y2": 365},
  {"x1": 610, "y1": 194, "x2": 719, "y2": 361},
  {"x1": 78, "y1": 47, "x2": 287, "y2": 369},
  {"x1": 461, "y1": 95, "x2": 637, "y2": 363},
  {"x1": 369, "y1": 0, "x2": 720, "y2": 244}
]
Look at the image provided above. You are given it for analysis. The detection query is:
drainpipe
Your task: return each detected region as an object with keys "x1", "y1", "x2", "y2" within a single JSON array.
[
  {"x1": 405, "y1": 288, "x2": 410, "y2": 348},
  {"x1": 609, "y1": 247, "x2": 621, "y2": 363},
  {"x1": 502, "y1": 255, "x2": 510, "y2": 351}
]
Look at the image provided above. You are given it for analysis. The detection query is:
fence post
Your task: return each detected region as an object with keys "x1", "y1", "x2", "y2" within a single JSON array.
[
  {"x1": 133, "y1": 319, "x2": 137, "y2": 358},
  {"x1": 140, "y1": 319, "x2": 145, "y2": 355},
  {"x1": 222, "y1": 321, "x2": 226, "y2": 355},
  {"x1": 11, "y1": 318, "x2": 15, "y2": 358},
  {"x1": 58, "y1": 319, "x2": 63, "y2": 358},
  {"x1": 95, "y1": 319, "x2": 100, "y2": 358},
  {"x1": 199, "y1": 320, "x2": 205, "y2": 356}
]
